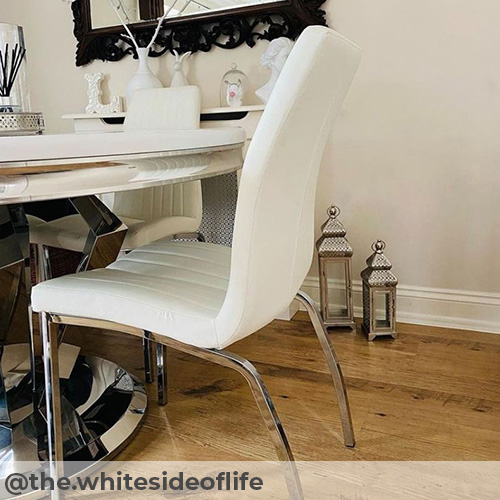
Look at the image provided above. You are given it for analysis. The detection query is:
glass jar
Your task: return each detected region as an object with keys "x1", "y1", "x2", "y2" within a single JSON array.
[
  {"x1": 0, "y1": 24, "x2": 30, "y2": 113},
  {"x1": 219, "y1": 63, "x2": 249, "y2": 108}
]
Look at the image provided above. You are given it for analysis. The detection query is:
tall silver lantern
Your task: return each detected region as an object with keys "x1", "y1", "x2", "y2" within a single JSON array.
[
  {"x1": 361, "y1": 240, "x2": 398, "y2": 340},
  {"x1": 316, "y1": 206, "x2": 355, "y2": 328}
]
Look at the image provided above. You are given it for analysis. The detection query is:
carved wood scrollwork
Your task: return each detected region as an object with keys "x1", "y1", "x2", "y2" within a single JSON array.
[{"x1": 71, "y1": 0, "x2": 327, "y2": 66}]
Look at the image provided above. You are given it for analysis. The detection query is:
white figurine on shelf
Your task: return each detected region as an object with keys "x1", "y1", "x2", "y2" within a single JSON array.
[
  {"x1": 170, "y1": 50, "x2": 192, "y2": 87},
  {"x1": 225, "y1": 80, "x2": 243, "y2": 107},
  {"x1": 256, "y1": 37, "x2": 294, "y2": 103},
  {"x1": 85, "y1": 73, "x2": 122, "y2": 114}
]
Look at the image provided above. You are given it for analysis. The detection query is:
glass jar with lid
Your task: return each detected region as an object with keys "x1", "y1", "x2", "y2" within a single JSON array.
[{"x1": 219, "y1": 63, "x2": 249, "y2": 108}]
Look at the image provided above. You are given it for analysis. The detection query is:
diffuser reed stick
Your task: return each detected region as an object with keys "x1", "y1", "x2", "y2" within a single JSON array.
[{"x1": 0, "y1": 43, "x2": 26, "y2": 98}]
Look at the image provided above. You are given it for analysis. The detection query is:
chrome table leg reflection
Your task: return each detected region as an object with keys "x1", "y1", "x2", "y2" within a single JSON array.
[
  {"x1": 0, "y1": 205, "x2": 36, "y2": 456},
  {"x1": 69, "y1": 196, "x2": 127, "y2": 272}
]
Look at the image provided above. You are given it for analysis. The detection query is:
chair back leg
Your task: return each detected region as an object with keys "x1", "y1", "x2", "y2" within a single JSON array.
[
  {"x1": 35, "y1": 244, "x2": 52, "y2": 282},
  {"x1": 295, "y1": 291, "x2": 355, "y2": 448},
  {"x1": 207, "y1": 348, "x2": 304, "y2": 500},
  {"x1": 156, "y1": 343, "x2": 168, "y2": 406},
  {"x1": 143, "y1": 336, "x2": 154, "y2": 384}
]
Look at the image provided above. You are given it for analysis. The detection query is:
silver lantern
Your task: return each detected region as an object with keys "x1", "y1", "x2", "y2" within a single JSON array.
[
  {"x1": 316, "y1": 206, "x2": 355, "y2": 328},
  {"x1": 361, "y1": 240, "x2": 398, "y2": 340}
]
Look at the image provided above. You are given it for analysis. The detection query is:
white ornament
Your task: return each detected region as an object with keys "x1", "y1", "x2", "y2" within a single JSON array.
[
  {"x1": 85, "y1": 73, "x2": 122, "y2": 114},
  {"x1": 126, "y1": 47, "x2": 163, "y2": 104},
  {"x1": 256, "y1": 37, "x2": 294, "y2": 104},
  {"x1": 170, "y1": 50, "x2": 191, "y2": 87},
  {"x1": 225, "y1": 80, "x2": 243, "y2": 107}
]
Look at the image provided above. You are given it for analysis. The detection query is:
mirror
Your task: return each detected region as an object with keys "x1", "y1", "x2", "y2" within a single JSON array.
[
  {"x1": 71, "y1": 0, "x2": 328, "y2": 66},
  {"x1": 91, "y1": 0, "x2": 283, "y2": 30}
]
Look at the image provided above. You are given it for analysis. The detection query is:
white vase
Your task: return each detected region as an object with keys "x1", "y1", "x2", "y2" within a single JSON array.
[{"x1": 126, "y1": 47, "x2": 163, "y2": 104}]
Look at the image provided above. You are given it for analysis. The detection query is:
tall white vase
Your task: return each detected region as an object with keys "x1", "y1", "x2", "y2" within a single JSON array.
[{"x1": 126, "y1": 47, "x2": 163, "y2": 104}]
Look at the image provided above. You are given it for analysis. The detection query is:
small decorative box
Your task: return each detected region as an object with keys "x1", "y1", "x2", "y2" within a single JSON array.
[{"x1": 0, "y1": 112, "x2": 45, "y2": 136}]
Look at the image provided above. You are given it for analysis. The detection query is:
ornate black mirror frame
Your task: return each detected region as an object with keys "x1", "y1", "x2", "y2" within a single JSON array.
[{"x1": 71, "y1": 0, "x2": 327, "y2": 66}]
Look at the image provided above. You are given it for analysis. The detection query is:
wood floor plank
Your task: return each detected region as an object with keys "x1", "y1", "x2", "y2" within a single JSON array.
[{"x1": 65, "y1": 314, "x2": 500, "y2": 461}]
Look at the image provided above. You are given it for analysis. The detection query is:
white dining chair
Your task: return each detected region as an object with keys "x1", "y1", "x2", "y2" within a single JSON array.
[{"x1": 32, "y1": 26, "x2": 361, "y2": 499}]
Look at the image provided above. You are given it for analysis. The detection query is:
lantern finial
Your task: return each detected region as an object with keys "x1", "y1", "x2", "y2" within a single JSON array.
[
  {"x1": 372, "y1": 239, "x2": 386, "y2": 253},
  {"x1": 327, "y1": 205, "x2": 340, "y2": 219}
]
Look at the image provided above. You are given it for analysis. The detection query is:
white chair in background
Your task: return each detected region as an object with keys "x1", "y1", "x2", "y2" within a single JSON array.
[
  {"x1": 33, "y1": 26, "x2": 362, "y2": 498},
  {"x1": 30, "y1": 86, "x2": 204, "y2": 277}
]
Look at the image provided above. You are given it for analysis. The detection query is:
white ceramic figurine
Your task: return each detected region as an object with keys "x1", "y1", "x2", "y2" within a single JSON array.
[
  {"x1": 170, "y1": 50, "x2": 192, "y2": 87},
  {"x1": 256, "y1": 37, "x2": 294, "y2": 103},
  {"x1": 225, "y1": 80, "x2": 243, "y2": 107}
]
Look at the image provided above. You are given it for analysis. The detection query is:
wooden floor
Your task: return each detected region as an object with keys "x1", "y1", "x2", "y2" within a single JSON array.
[{"x1": 66, "y1": 313, "x2": 500, "y2": 461}]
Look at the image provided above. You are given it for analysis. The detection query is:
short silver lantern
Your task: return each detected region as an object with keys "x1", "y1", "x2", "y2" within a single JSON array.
[
  {"x1": 316, "y1": 206, "x2": 355, "y2": 328},
  {"x1": 361, "y1": 240, "x2": 398, "y2": 340}
]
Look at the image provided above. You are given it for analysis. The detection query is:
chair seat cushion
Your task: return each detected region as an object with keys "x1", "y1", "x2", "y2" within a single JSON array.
[
  {"x1": 32, "y1": 241, "x2": 231, "y2": 349},
  {"x1": 29, "y1": 214, "x2": 199, "y2": 252}
]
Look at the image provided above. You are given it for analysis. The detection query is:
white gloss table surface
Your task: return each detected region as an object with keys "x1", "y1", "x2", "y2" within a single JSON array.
[{"x1": 0, "y1": 128, "x2": 246, "y2": 204}]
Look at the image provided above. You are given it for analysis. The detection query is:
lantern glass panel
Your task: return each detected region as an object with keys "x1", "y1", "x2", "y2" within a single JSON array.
[
  {"x1": 373, "y1": 290, "x2": 392, "y2": 329},
  {"x1": 325, "y1": 260, "x2": 349, "y2": 319}
]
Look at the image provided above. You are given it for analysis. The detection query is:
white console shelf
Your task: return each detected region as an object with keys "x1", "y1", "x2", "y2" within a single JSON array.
[{"x1": 62, "y1": 105, "x2": 265, "y2": 135}]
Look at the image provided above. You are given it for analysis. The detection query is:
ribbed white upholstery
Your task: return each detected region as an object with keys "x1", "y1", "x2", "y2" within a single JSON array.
[
  {"x1": 123, "y1": 86, "x2": 201, "y2": 132},
  {"x1": 34, "y1": 241, "x2": 230, "y2": 347},
  {"x1": 30, "y1": 87, "x2": 203, "y2": 252},
  {"x1": 32, "y1": 27, "x2": 362, "y2": 349}
]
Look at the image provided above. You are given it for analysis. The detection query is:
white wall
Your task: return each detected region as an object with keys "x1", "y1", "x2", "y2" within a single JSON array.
[{"x1": 2, "y1": 0, "x2": 500, "y2": 332}]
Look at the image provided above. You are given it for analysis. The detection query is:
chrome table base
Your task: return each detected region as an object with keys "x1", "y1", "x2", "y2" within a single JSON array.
[
  {"x1": 0, "y1": 200, "x2": 147, "y2": 499},
  {"x1": 0, "y1": 343, "x2": 146, "y2": 479}
]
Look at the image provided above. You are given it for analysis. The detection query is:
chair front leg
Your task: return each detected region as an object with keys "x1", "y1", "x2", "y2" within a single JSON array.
[
  {"x1": 40, "y1": 312, "x2": 64, "y2": 496},
  {"x1": 295, "y1": 291, "x2": 355, "y2": 448}
]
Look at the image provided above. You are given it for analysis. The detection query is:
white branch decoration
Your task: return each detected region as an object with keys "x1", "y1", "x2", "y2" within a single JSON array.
[
  {"x1": 104, "y1": 0, "x2": 193, "y2": 52},
  {"x1": 107, "y1": 0, "x2": 140, "y2": 50}
]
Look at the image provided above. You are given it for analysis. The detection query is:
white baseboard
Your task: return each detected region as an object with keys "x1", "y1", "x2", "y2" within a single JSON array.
[{"x1": 300, "y1": 277, "x2": 500, "y2": 334}]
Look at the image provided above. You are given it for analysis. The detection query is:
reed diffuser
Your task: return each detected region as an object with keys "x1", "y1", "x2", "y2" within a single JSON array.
[
  {"x1": 0, "y1": 43, "x2": 26, "y2": 112},
  {"x1": 0, "y1": 23, "x2": 29, "y2": 113}
]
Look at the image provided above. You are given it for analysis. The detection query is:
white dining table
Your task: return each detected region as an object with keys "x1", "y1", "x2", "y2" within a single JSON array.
[{"x1": 0, "y1": 128, "x2": 245, "y2": 484}]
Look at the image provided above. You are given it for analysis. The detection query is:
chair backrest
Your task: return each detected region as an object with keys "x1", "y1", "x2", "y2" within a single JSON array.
[
  {"x1": 123, "y1": 86, "x2": 201, "y2": 132},
  {"x1": 113, "y1": 87, "x2": 202, "y2": 223},
  {"x1": 215, "y1": 26, "x2": 362, "y2": 345}
]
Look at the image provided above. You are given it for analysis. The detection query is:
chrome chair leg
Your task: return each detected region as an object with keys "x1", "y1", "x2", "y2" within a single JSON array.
[
  {"x1": 143, "y1": 336, "x2": 154, "y2": 384},
  {"x1": 156, "y1": 343, "x2": 167, "y2": 406},
  {"x1": 295, "y1": 291, "x2": 355, "y2": 448},
  {"x1": 207, "y1": 348, "x2": 303, "y2": 500},
  {"x1": 44, "y1": 314, "x2": 303, "y2": 500},
  {"x1": 37, "y1": 244, "x2": 52, "y2": 282},
  {"x1": 31, "y1": 243, "x2": 41, "y2": 285},
  {"x1": 40, "y1": 312, "x2": 64, "y2": 498}
]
